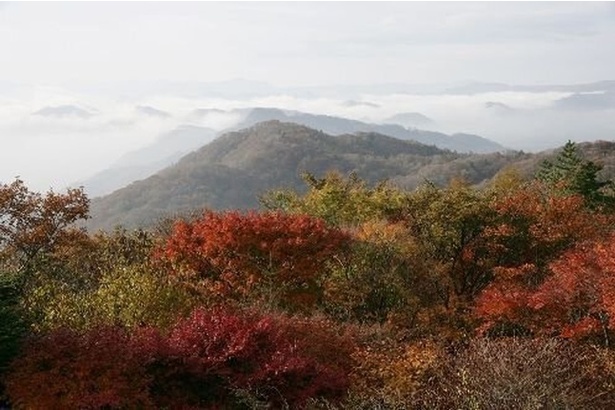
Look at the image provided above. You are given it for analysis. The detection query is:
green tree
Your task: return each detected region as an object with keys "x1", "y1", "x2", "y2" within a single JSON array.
[
  {"x1": 22, "y1": 229, "x2": 193, "y2": 331},
  {"x1": 537, "y1": 140, "x2": 614, "y2": 209},
  {"x1": 404, "y1": 179, "x2": 498, "y2": 304}
]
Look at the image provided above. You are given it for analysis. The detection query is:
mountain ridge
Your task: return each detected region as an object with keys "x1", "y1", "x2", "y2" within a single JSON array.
[
  {"x1": 86, "y1": 121, "x2": 520, "y2": 231},
  {"x1": 78, "y1": 108, "x2": 506, "y2": 197}
]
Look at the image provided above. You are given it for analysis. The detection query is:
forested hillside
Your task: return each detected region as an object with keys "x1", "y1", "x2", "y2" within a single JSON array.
[
  {"x1": 3, "y1": 140, "x2": 615, "y2": 408},
  {"x1": 87, "y1": 121, "x2": 615, "y2": 232},
  {"x1": 87, "y1": 121, "x2": 526, "y2": 230}
]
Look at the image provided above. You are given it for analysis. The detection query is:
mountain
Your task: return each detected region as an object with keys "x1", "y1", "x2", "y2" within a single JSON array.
[
  {"x1": 341, "y1": 100, "x2": 381, "y2": 108},
  {"x1": 87, "y1": 121, "x2": 525, "y2": 231},
  {"x1": 233, "y1": 107, "x2": 505, "y2": 153},
  {"x1": 136, "y1": 105, "x2": 171, "y2": 118},
  {"x1": 190, "y1": 108, "x2": 230, "y2": 118},
  {"x1": 484, "y1": 101, "x2": 516, "y2": 113},
  {"x1": 87, "y1": 122, "x2": 615, "y2": 232},
  {"x1": 553, "y1": 91, "x2": 615, "y2": 111},
  {"x1": 32, "y1": 105, "x2": 95, "y2": 119},
  {"x1": 444, "y1": 80, "x2": 615, "y2": 95},
  {"x1": 78, "y1": 125, "x2": 217, "y2": 197},
  {"x1": 383, "y1": 112, "x2": 435, "y2": 128},
  {"x1": 75, "y1": 108, "x2": 503, "y2": 200}
]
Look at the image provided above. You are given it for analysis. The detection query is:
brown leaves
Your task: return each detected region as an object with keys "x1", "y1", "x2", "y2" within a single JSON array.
[{"x1": 0, "y1": 178, "x2": 89, "y2": 273}]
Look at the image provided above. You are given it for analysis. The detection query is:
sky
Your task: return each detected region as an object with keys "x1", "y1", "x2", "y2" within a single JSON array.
[
  {"x1": 1, "y1": 2, "x2": 614, "y2": 87},
  {"x1": 1, "y1": 2, "x2": 615, "y2": 192}
]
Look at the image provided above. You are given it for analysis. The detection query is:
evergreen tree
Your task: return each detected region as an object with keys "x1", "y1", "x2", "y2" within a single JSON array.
[{"x1": 537, "y1": 140, "x2": 614, "y2": 209}]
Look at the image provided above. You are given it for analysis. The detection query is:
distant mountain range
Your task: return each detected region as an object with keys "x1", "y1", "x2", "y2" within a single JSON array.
[
  {"x1": 443, "y1": 80, "x2": 615, "y2": 96},
  {"x1": 136, "y1": 105, "x2": 172, "y2": 118},
  {"x1": 32, "y1": 105, "x2": 96, "y2": 119},
  {"x1": 553, "y1": 91, "x2": 615, "y2": 111},
  {"x1": 78, "y1": 108, "x2": 505, "y2": 197},
  {"x1": 231, "y1": 107, "x2": 505, "y2": 153},
  {"x1": 382, "y1": 112, "x2": 435, "y2": 128},
  {"x1": 63, "y1": 79, "x2": 615, "y2": 101},
  {"x1": 86, "y1": 120, "x2": 520, "y2": 230}
]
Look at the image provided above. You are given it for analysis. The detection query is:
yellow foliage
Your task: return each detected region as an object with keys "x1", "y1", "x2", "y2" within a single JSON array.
[{"x1": 350, "y1": 340, "x2": 441, "y2": 403}]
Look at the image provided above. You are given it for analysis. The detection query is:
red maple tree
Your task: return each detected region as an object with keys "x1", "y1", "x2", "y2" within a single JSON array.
[{"x1": 158, "y1": 211, "x2": 351, "y2": 308}]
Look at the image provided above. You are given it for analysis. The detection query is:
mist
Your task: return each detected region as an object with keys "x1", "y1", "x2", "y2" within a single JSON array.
[
  {"x1": 3, "y1": 82, "x2": 615, "y2": 192},
  {"x1": 1, "y1": 2, "x2": 614, "y2": 191}
]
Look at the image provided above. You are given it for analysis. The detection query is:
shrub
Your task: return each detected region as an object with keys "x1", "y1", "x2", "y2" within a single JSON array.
[
  {"x1": 418, "y1": 337, "x2": 615, "y2": 410},
  {"x1": 6, "y1": 307, "x2": 356, "y2": 409},
  {"x1": 5, "y1": 326, "x2": 154, "y2": 409},
  {"x1": 154, "y1": 307, "x2": 355, "y2": 408},
  {"x1": 349, "y1": 339, "x2": 441, "y2": 408}
]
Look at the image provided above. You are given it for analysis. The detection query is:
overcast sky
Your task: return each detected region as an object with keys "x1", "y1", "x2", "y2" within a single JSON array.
[
  {"x1": 1, "y1": 2, "x2": 614, "y2": 87},
  {"x1": 2, "y1": 2, "x2": 615, "y2": 192}
]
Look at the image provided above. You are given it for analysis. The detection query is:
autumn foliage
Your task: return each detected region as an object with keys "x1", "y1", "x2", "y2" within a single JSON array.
[
  {"x1": 158, "y1": 211, "x2": 351, "y2": 308},
  {"x1": 0, "y1": 178, "x2": 89, "y2": 273},
  {"x1": 476, "y1": 234, "x2": 615, "y2": 344},
  {"x1": 5, "y1": 326, "x2": 154, "y2": 409},
  {"x1": 6, "y1": 307, "x2": 355, "y2": 409},
  {"x1": 4, "y1": 140, "x2": 615, "y2": 410}
]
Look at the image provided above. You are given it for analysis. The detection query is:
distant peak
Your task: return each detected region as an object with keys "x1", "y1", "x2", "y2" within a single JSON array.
[
  {"x1": 136, "y1": 105, "x2": 171, "y2": 118},
  {"x1": 383, "y1": 112, "x2": 434, "y2": 127},
  {"x1": 32, "y1": 105, "x2": 95, "y2": 119}
]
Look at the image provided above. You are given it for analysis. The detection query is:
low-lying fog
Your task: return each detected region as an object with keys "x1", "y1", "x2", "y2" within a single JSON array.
[{"x1": 2, "y1": 81, "x2": 614, "y2": 192}]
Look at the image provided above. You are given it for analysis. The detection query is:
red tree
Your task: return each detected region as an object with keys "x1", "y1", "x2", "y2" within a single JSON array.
[
  {"x1": 476, "y1": 234, "x2": 615, "y2": 345},
  {"x1": 155, "y1": 307, "x2": 355, "y2": 408},
  {"x1": 474, "y1": 183, "x2": 614, "y2": 338},
  {"x1": 6, "y1": 308, "x2": 356, "y2": 409},
  {"x1": 529, "y1": 235, "x2": 615, "y2": 344},
  {"x1": 158, "y1": 211, "x2": 351, "y2": 308}
]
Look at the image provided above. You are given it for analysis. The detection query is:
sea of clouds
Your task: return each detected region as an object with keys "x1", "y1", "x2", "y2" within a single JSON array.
[{"x1": 2, "y1": 83, "x2": 614, "y2": 192}]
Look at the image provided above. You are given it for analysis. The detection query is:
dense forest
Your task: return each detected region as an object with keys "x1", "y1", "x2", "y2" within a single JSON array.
[{"x1": 3, "y1": 141, "x2": 615, "y2": 408}]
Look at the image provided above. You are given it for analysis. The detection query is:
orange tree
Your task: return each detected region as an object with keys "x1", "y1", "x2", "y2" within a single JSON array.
[
  {"x1": 0, "y1": 178, "x2": 89, "y2": 275},
  {"x1": 157, "y1": 210, "x2": 352, "y2": 311},
  {"x1": 475, "y1": 179, "x2": 615, "y2": 338},
  {"x1": 476, "y1": 234, "x2": 615, "y2": 346}
]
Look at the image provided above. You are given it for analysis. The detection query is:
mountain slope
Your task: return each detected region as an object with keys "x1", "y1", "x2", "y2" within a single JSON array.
[
  {"x1": 79, "y1": 108, "x2": 503, "y2": 199},
  {"x1": 87, "y1": 121, "x2": 521, "y2": 230},
  {"x1": 78, "y1": 125, "x2": 217, "y2": 197},
  {"x1": 86, "y1": 121, "x2": 615, "y2": 232}
]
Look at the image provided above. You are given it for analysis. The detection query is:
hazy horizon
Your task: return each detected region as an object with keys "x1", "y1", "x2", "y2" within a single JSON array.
[{"x1": 2, "y1": 2, "x2": 615, "y2": 192}]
